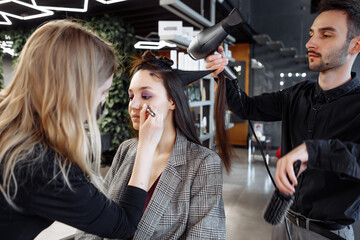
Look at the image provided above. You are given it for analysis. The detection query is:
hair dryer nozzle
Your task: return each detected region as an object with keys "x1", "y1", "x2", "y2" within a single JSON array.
[
  {"x1": 187, "y1": 25, "x2": 228, "y2": 60},
  {"x1": 187, "y1": 8, "x2": 244, "y2": 60},
  {"x1": 221, "y1": 8, "x2": 244, "y2": 33},
  {"x1": 224, "y1": 66, "x2": 238, "y2": 81}
]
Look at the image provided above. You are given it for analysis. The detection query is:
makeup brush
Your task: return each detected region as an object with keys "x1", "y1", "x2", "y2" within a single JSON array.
[
  {"x1": 146, "y1": 106, "x2": 156, "y2": 117},
  {"x1": 263, "y1": 160, "x2": 301, "y2": 226}
]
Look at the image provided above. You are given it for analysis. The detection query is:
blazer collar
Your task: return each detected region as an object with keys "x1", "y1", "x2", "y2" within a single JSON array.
[{"x1": 167, "y1": 129, "x2": 188, "y2": 167}]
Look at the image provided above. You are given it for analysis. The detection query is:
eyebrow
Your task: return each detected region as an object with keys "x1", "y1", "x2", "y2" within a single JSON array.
[
  {"x1": 309, "y1": 27, "x2": 338, "y2": 33},
  {"x1": 128, "y1": 86, "x2": 153, "y2": 93}
]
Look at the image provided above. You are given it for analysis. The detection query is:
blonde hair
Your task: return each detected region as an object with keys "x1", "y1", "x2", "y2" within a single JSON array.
[{"x1": 0, "y1": 20, "x2": 116, "y2": 209}]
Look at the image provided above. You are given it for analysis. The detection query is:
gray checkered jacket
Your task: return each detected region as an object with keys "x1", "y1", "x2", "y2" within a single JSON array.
[{"x1": 76, "y1": 130, "x2": 225, "y2": 240}]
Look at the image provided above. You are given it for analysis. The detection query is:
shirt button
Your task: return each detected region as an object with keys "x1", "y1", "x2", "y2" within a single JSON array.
[{"x1": 312, "y1": 107, "x2": 317, "y2": 111}]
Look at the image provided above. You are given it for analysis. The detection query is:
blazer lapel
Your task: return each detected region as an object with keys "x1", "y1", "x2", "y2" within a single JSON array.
[{"x1": 134, "y1": 131, "x2": 188, "y2": 239}]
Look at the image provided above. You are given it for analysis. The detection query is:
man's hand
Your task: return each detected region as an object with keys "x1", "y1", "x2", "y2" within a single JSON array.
[
  {"x1": 205, "y1": 46, "x2": 229, "y2": 78},
  {"x1": 275, "y1": 143, "x2": 309, "y2": 195}
]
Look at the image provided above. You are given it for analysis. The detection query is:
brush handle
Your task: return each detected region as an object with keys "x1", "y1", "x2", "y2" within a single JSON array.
[
  {"x1": 263, "y1": 160, "x2": 302, "y2": 226},
  {"x1": 292, "y1": 160, "x2": 301, "y2": 183}
]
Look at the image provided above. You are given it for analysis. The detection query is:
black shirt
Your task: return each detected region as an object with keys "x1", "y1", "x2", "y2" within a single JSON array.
[
  {"x1": 226, "y1": 73, "x2": 360, "y2": 225},
  {"x1": 0, "y1": 147, "x2": 147, "y2": 240}
]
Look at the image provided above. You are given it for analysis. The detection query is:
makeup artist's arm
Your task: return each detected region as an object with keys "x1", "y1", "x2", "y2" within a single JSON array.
[{"x1": 128, "y1": 104, "x2": 163, "y2": 191}]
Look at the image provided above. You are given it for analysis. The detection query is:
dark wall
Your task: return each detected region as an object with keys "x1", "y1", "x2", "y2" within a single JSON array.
[{"x1": 250, "y1": 0, "x2": 315, "y2": 54}]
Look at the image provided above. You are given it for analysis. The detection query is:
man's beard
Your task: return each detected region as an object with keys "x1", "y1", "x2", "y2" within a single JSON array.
[{"x1": 307, "y1": 40, "x2": 350, "y2": 72}]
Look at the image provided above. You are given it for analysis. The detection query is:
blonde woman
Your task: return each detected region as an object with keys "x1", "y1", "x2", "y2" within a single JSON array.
[
  {"x1": 76, "y1": 51, "x2": 226, "y2": 240},
  {"x1": 0, "y1": 20, "x2": 164, "y2": 240}
]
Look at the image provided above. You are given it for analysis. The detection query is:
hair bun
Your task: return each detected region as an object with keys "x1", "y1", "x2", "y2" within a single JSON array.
[
  {"x1": 155, "y1": 56, "x2": 173, "y2": 67},
  {"x1": 142, "y1": 50, "x2": 173, "y2": 69}
]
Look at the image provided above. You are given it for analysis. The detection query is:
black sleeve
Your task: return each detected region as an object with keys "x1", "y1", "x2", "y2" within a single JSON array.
[
  {"x1": 305, "y1": 139, "x2": 360, "y2": 181},
  {"x1": 24, "y1": 165, "x2": 147, "y2": 239},
  {"x1": 225, "y1": 78, "x2": 283, "y2": 121}
]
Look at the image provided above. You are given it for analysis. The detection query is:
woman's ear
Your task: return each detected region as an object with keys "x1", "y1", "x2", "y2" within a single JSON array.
[{"x1": 169, "y1": 99, "x2": 176, "y2": 110}]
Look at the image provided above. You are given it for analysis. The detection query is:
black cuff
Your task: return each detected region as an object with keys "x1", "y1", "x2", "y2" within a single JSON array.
[
  {"x1": 122, "y1": 186, "x2": 147, "y2": 210},
  {"x1": 226, "y1": 79, "x2": 241, "y2": 107}
]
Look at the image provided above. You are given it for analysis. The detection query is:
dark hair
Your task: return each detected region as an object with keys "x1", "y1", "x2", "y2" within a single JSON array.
[
  {"x1": 214, "y1": 75, "x2": 232, "y2": 172},
  {"x1": 318, "y1": 0, "x2": 360, "y2": 40},
  {"x1": 130, "y1": 50, "x2": 201, "y2": 145}
]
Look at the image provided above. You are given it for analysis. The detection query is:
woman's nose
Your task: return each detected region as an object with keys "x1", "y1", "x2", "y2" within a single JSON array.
[{"x1": 129, "y1": 96, "x2": 141, "y2": 110}]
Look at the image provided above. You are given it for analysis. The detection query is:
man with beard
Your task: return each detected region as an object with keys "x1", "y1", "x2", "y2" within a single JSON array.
[{"x1": 206, "y1": 0, "x2": 359, "y2": 239}]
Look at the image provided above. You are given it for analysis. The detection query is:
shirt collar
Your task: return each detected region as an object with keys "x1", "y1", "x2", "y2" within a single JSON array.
[{"x1": 314, "y1": 72, "x2": 360, "y2": 103}]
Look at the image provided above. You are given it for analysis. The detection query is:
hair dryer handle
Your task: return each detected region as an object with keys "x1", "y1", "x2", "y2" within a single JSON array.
[
  {"x1": 213, "y1": 51, "x2": 238, "y2": 81},
  {"x1": 224, "y1": 66, "x2": 238, "y2": 81}
]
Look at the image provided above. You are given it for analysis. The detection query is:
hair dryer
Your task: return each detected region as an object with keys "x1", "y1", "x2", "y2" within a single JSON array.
[{"x1": 187, "y1": 8, "x2": 244, "y2": 80}]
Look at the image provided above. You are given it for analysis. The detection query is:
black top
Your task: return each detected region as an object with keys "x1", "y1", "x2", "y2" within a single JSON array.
[
  {"x1": 226, "y1": 73, "x2": 360, "y2": 225},
  {"x1": 0, "y1": 146, "x2": 147, "y2": 240}
]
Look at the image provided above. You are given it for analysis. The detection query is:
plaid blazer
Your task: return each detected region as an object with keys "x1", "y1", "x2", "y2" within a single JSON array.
[{"x1": 76, "y1": 130, "x2": 225, "y2": 240}]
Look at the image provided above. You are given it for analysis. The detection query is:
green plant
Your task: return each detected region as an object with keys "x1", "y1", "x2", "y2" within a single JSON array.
[
  {"x1": 0, "y1": 28, "x2": 34, "y2": 89},
  {"x1": 82, "y1": 14, "x2": 136, "y2": 163}
]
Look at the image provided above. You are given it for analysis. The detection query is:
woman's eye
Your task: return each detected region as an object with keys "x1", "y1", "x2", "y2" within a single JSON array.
[
  {"x1": 142, "y1": 92, "x2": 152, "y2": 99},
  {"x1": 128, "y1": 94, "x2": 134, "y2": 100}
]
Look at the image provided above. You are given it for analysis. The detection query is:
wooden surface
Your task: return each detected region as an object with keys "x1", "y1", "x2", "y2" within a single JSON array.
[{"x1": 227, "y1": 43, "x2": 250, "y2": 146}]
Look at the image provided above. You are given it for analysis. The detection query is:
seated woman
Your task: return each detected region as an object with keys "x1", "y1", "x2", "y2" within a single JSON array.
[{"x1": 76, "y1": 51, "x2": 226, "y2": 239}]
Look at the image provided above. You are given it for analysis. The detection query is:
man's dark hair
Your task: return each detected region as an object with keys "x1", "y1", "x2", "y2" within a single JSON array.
[{"x1": 318, "y1": 0, "x2": 360, "y2": 40}]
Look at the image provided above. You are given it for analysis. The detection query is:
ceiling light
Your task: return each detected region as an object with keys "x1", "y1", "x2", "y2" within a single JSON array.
[
  {"x1": 280, "y1": 73, "x2": 284, "y2": 77},
  {"x1": 134, "y1": 40, "x2": 177, "y2": 50},
  {"x1": 288, "y1": 73, "x2": 292, "y2": 77},
  {"x1": 31, "y1": 0, "x2": 89, "y2": 12},
  {"x1": 96, "y1": 0, "x2": 127, "y2": 4},
  {"x1": 280, "y1": 81, "x2": 284, "y2": 86},
  {"x1": 0, "y1": 0, "x2": 53, "y2": 22},
  {"x1": 302, "y1": 73, "x2": 307, "y2": 77},
  {"x1": 0, "y1": 13, "x2": 11, "y2": 25}
]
